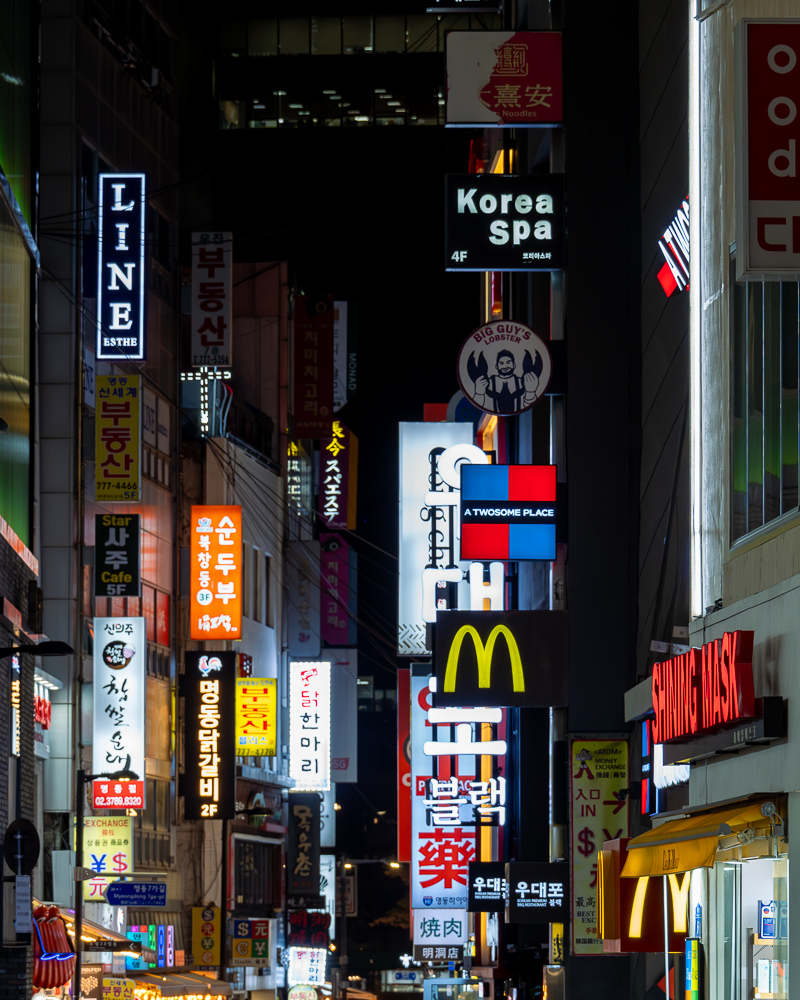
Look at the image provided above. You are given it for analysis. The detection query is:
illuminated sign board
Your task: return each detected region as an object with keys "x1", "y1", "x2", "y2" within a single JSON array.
[
  {"x1": 434, "y1": 610, "x2": 568, "y2": 708},
  {"x1": 289, "y1": 661, "x2": 331, "y2": 791},
  {"x1": 287, "y1": 793, "x2": 321, "y2": 898},
  {"x1": 460, "y1": 464, "x2": 557, "y2": 560},
  {"x1": 445, "y1": 174, "x2": 565, "y2": 271},
  {"x1": 505, "y1": 862, "x2": 568, "y2": 923},
  {"x1": 97, "y1": 174, "x2": 145, "y2": 360},
  {"x1": 657, "y1": 200, "x2": 690, "y2": 297},
  {"x1": 287, "y1": 947, "x2": 327, "y2": 987},
  {"x1": 232, "y1": 918, "x2": 271, "y2": 967},
  {"x1": 468, "y1": 861, "x2": 507, "y2": 913},
  {"x1": 95, "y1": 514, "x2": 140, "y2": 597},
  {"x1": 412, "y1": 907, "x2": 466, "y2": 961},
  {"x1": 182, "y1": 650, "x2": 236, "y2": 820},
  {"x1": 235, "y1": 677, "x2": 277, "y2": 755},
  {"x1": 735, "y1": 21, "x2": 800, "y2": 280},
  {"x1": 92, "y1": 617, "x2": 146, "y2": 797},
  {"x1": 318, "y1": 421, "x2": 358, "y2": 529},
  {"x1": 95, "y1": 375, "x2": 141, "y2": 502},
  {"x1": 293, "y1": 295, "x2": 335, "y2": 439},
  {"x1": 190, "y1": 505, "x2": 242, "y2": 640},
  {"x1": 446, "y1": 31, "x2": 563, "y2": 127},
  {"x1": 82, "y1": 817, "x2": 134, "y2": 902},
  {"x1": 191, "y1": 232, "x2": 232, "y2": 367},
  {"x1": 650, "y1": 630, "x2": 756, "y2": 743}
]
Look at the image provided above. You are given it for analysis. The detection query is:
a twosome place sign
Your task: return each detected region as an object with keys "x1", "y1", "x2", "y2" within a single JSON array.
[
  {"x1": 97, "y1": 174, "x2": 145, "y2": 360},
  {"x1": 650, "y1": 630, "x2": 756, "y2": 743},
  {"x1": 445, "y1": 174, "x2": 565, "y2": 271}
]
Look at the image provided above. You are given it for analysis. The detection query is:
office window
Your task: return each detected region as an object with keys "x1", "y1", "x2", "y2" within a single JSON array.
[
  {"x1": 731, "y1": 271, "x2": 800, "y2": 543},
  {"x1": 375, "y1": 15, "x2": 405, "y2": 52},
  {"x1": 343, "y1": 15, "x2": 372, "y2": 53},
  {"x1": 280, "y1": 18, "x2": 310, "y2": 54},
  {"x1": 249, "y1": 19, "x2": 278, "y2": 56},
  {"x1": 235, "y1": 840, "x2": 279, "y2": 907},
  {"x1": 311, "y1": 16, "x2": 341, "y2": 55},
  {"x1": 220, "y1": 21, "x2": 246, "y2": 55},
  {"x1": 406, "y1": 15, "x2": 439, "y2": 53}
]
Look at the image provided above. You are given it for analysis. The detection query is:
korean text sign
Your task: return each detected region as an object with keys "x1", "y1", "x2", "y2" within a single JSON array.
[
  {"x1": 183, "y1": 651, "x2": 237, "y2": 820},
  {"x1": 318, "y1": 421, "x2": 358, "y2": 529},
  {"x1": 95, "y1": 375, "x2": 141, "y2": 502},
  {"x1": 467, "y1": 861, "x2": 507, "y2": 913},
  {"x1": 570, "y1": 739, "x2": 628, "y2": 955},
  {"x1": 190, "y1": 505, "x2": 242, "y2": 639},
  {"x1": 293, "y1": 295, "x2": 334, "y2": 438},
  {"x1": 95, "y1": 514, "x2": 140, "y2": 597},
  {"x1": 288, "y1": 792, "x2": 321, "y2": 896},
  {"x1": 92, "y1": 617, "x2": 145, "y2": 792},
  {"x1": 287, "y1": 541, "x2": 321, "y2": 656},
  {"x1": 191, "y1": 232, "x2": 232, "y2": 366},
  {"x1": 320, "y1": 534, "x2": 357, "y2": 647},
  {"x1": 235, "y1": 677, "x2": 277, "y2": 755},
  {"x1": 735, "y1": 21, "x2": 800, "y2": 279},
  {"x1": 505, "y1": 861, "x2": 568, "y2": 923},
  {"x1": 82, "y1": 817, "x2": 134, "y2": 902},
  {"x1": 97, "y1": 174, "x2": 145, "y2": 360},
  {"x1": 289, "y1": 661, "x2": 331, "y2": 791}
]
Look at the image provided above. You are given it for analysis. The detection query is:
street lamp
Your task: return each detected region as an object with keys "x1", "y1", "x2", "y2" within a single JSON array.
[{"x1": 73, "y1": 755, "x2": 139, "y2": 996}]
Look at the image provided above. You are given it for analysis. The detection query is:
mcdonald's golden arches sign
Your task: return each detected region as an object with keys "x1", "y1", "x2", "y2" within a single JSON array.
[{"x1": 434, "y1": 611, "x2": 568, "y2": 707}]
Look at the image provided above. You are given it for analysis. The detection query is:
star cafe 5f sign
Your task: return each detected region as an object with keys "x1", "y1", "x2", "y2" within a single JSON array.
[{"x1": 457, "y1": 319, "x2": 552, "y2": 416}]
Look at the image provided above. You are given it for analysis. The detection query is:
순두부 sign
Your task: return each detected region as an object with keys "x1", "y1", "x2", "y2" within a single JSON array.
[
  {"x1": 445, "y1": 174, "x2": 565, "y2": 271},
  {"x1": 97, "y1": 174, "x2": 145, "y2": 360}
]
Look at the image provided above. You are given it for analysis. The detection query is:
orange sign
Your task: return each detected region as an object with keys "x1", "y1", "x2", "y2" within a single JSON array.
[{"x1": 190, "y1": 505, "x2": 242, "y2": 640}]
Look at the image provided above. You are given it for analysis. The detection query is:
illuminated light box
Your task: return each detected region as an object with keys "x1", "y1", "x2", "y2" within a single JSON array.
[{"x1": 460, "y1": 464, "x2": 557, "y2": 561}]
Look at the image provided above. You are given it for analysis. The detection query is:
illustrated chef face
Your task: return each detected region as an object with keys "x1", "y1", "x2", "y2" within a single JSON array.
[{"x1": 496, "y1": 350, "x2": 515, "y2": 376}]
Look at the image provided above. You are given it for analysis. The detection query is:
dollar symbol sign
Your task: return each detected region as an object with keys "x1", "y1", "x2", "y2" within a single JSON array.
[
  {"x1": 576, "y1": 827, "x2": 595, "y2": 857},
  {"x1": 112, "y1": 851, "x2": 127, "y2": 872}
]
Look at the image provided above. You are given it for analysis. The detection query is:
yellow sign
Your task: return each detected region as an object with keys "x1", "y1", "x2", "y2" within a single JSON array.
[
  {"x1": 95, "y1": 375, "x2": 141, "y2": 501},
  {"x1": 102, "y1": 977, "x2": 134, "y2": 998},
  {"x1": 570, "y1": 739, "x2": 628, "y2": 956},
  {"x1": 192, "y1": 906, "x2": 222, "y2": 966},
  {"x1": 235, "y1": 677, "x2": 277, "y2": 756},
  {"x1": 82, "y1": 816, "x2": 133, "y2": 901},
  {"x1": 443, "y1": 625, "x2": 524, "y2": 692}
]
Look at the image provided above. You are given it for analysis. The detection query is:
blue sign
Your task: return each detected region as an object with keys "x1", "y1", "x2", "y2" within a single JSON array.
[{"x1": 106, "y1": 881, "x2": 167, "y2": 907}]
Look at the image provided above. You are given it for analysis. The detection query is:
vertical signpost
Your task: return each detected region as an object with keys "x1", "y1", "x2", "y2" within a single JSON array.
[{"x1": 97, "y1": 174, "x2": 145, "y2": 361}]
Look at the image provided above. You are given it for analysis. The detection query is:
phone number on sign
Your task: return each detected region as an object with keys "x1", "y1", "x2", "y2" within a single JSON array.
[{"x1": 93, "y1": 795, "x2": 143, "y2": 807}]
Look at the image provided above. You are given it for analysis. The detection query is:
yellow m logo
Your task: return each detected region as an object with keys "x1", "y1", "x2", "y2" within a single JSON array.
[{"x1": 443, "y1": 625, "x2": 525, "y2": 693}]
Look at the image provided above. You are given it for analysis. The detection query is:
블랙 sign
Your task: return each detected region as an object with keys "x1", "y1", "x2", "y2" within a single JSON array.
[
  {"x1": 468, "y1": 861, "x2": 507, "y2": 912},
  {"x1": 191, "y1": 232, "x2": 232, "y2": 367},
  {"x1": 293, "y1": 295, "x2": 334, "y2": 438},
  {"x1": 235, "y1": 677, "x2": 277, "y2": 755},
  {"x1": 92, "y1": 617, "x2": 146, "y2": 789},
  {"x1": 434, "y1": 610, "x2": 568, "y2": 708},
  {"x1": 190, "y1": 505, "x2": 242, "y2": 640},
  {"x1": 289, "y1": 662, "x2": 331, "y2": 791},
  {"x1": 445, "y1": 174, "x2": 565, "y2": 271},
  {"x1": 95, "y1": 375, "x2": 141, "y2": 501},
  {"x1": 95, "y1": 514, "x2": 140, "y2": 597},
  {"x1": 192, "y1": 906, "x2": 221, "y2": 966},
  {"x1": 735, "y1": 20, "x2": 800, "y2": 279},
  {"x1": 571, "y1": 739, "x2": 628, "y2": 955},
  {"x1": 182, "y1": 651, "x2": 236, "y2": 820},
  {"x1": 412, "y1": 907, "x2": 467, "y2": 960},
  {"x1": 505, "y1": 862, "x2": 568, "y2": 923},
  {"x1": 446, "y1": 32, "x2": 563, "y2": 127},
  {"x1": 457, "y1": 320, "x2": 552, "y2": 416},
  {"x1": 288, "y1": 793, "x2": 321, "y2": 897},
  {"x1": 97, "y1": 174, "x2": 145, "y2": 360},
  {"x1": 460, "y1": 464, "x2": 557, "y2": 561}
]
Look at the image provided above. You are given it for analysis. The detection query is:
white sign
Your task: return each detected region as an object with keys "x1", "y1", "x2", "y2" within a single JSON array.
[
  {"x1": 191, "y1": 232, "x2": 232, "y2": 367},
  {"x1": 287, "y1": 947, "x2": 327, "y2": 987},
  {"x1": 97, "y1": 174, "x2": 146, "y2": 361},
  {"x1": 289, "y1": 661, "x2": 331, "y2": 791},
  {"x1": 315, "y1": 852, "x2": 337, "y2": 939},
  {"x1": 15, "y1": 875, "x2": 32, "y2": 933},
  {"x1": 412, "y1": 907, "x2": 467, "y2": 948},
  {"x1": 456, "y1": 320, "x2": 552, "y2": 415},
  {"x1": 92, "y1": 618, "x2": 146, "y2": 789},
  {"x1": 287, "y1": 541, "x2": 321, "y2": 656},
  {"x1": 398, "y1": 423, "x2": 490, "y2": 655}
]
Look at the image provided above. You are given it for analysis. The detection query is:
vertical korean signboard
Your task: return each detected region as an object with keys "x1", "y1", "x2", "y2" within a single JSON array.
[
  {"x1": 191, "y1": 232, "x2": 232, "y2": 366},
  {"x1": 288, "y1": 792, "x2": 321, "y2": 897},
  {"x1": 92, "y1": 618, "x2": 146, "y2": 805},
  {"x1": 318, "y1": 422, "x2": 358, "y2": 530},
  {"x1": 183, "y1": 651, "x2": 237, "y2": 820},
  {"x1": 190, "y1": 505, "x2": 242, "y2": 640},
  {"x1": 735, "y1": 21, "x2": 800, "y2": 279},
  {"x1": 320, "y1": 534, "x2": 357, "y2": 647},
  {"x1": 287, "y1": 541, "x2": 321, "y2": 656},
  {"x1": 293, "y1": 295, "x2": 334, "y2": 438},
  {"x1": 570, "y1": 739, "x2": 628, "y2": 955},
  {"x1": 235, "y1": 677, "x2": 277, "y2": 755},
  {"x1": 97, "y1": 173, "x2": 145, "y2": 360},
  {"x1": 289, "y1": 661, "x2": 331, "y2": 792},
  {"x1": 95, "y1": 375, "x2": 141, "y2": 502},
  {"x1": 95, "y1": 514, "x2": 140, "y2": 597}
]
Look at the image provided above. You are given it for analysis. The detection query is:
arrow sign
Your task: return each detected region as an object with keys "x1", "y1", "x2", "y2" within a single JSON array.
[{"x1": 105, "y1": 881, "x2": 167, "y2": 907}]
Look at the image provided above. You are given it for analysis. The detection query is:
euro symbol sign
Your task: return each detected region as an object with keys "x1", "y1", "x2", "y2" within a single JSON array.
[{"x1": 443, "y1": 625, "x2": 524, "y2": 693}]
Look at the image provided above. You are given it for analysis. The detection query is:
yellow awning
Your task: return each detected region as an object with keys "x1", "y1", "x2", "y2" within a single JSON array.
[{"x1": 621, "y1": 802, "x2": 772, "y2": 877}]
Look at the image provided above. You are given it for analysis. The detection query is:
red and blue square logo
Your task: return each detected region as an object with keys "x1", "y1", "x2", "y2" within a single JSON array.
[{"x1": 460, "y1": 464, "x2": 557, "y2": 561}]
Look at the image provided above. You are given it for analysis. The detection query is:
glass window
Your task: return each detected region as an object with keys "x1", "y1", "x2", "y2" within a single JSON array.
[
  {"x1": 311, "y1": 16, "x2": 341, "y2": 55},
  {"x1": 375, "y1": 15, "x2": 405, "y2": 52},
  {"x1": 343, "y1": 16, "x2": 373, "y2": 54},
  {"x1": 731, "y1": 271, "x2": 800, "y2": 543},
  {"x1": 407, "y1": 15, "x2": 439, "y2": 53},
  {"x1": 280, "y1": 18, "x2": 310, "y2": 55},
  {"x1": 220, "y1": 21, "x2": 246, "y2": 55},
  {"x1": 248, "y1": 19, "x2": 277, "y2": 56}
]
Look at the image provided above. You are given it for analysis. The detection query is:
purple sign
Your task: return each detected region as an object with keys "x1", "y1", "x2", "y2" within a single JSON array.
[
  {"x1": 318, "y1": 422, "x2": 358, "y2": 530},
  {"x1": 320, "y1": 533, "x2": 357, "y2": 646}
]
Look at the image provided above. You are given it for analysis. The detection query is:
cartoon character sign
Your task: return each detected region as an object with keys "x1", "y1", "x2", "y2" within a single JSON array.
[{"x1": 457, "y1": 319, "x2": 552, "y2": 415}]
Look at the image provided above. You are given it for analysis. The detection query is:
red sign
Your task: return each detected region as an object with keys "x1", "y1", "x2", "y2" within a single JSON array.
[
  {"x1": 34, "y1": 694, "x2": 52, "y2": 729},
  {"x1": 397, "y1": 669, "x2": 411, "y2": 863},
  {"x1": 190, "y1": 505, "x2": 243, "y2": 640},
  {"x1": 156, "y1": 590, "x2": 170, "y2": 647},
  {"x1": 736, "y1": 20, "x2": 800, "y2": 278},
  {"x1": 92, "y1": 779, "x2": 145, "y2": 809},
  {"x1": 143, "y1": 585, "x2": 156, "y2": 642},
  {"x1": 293, "y1": 296, "x2": 334, "y2": 438},
  {"x1": 650, "y1": 630, "x2": 756, "y2": 744}
]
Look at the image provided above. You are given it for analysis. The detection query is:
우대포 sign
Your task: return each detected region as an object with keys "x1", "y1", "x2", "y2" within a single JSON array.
[
  {"x1": 95, "y1": 375, "x2": 141, "y2": 501},
  {"x1": 467, "y1": 861, "x2": 507, "y2": 912},
  {"x1": 190, "y1": 505, "x2": 242, "y2": 640},
  {"x1": 95, "y1": 514, "x2": 140, "y2": 597},
  {"x1": 97, "y1": 174, "x2": 145, "y2": 360},
  {"x1": 191, "y1": 232, "x2": 232, "y2": 367},
  {"x1": 505, "y1": 861, "x2": 568, "y2": 923}
]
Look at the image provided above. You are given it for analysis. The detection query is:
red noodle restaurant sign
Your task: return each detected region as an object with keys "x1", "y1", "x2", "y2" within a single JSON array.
[{"x1": 651, "y1": 630, "x2": 756, "y2": 743}]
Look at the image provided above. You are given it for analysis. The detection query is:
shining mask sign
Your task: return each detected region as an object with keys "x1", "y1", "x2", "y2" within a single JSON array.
[
  {"x1": 190, "y1": 505, "x2": 242, "y2": 640},
  {"x1": 183, "y1": 650, "x2": 236, "y2": 820},
  {"x1": 235, "y1": 677, "x2": 277, "y2": 756},
  {"x1": 445, "y1": 174, "x2": 565, "y2": 271},
  {"x1": 92, "y1": 617, "x2": 146, "y2": 794},
  {"x1": 97, "y1": 174, "x2": 145, "y2": 360},
  {"x1": 289, "y1": 661, "x2": 331, "y2": 791}
]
